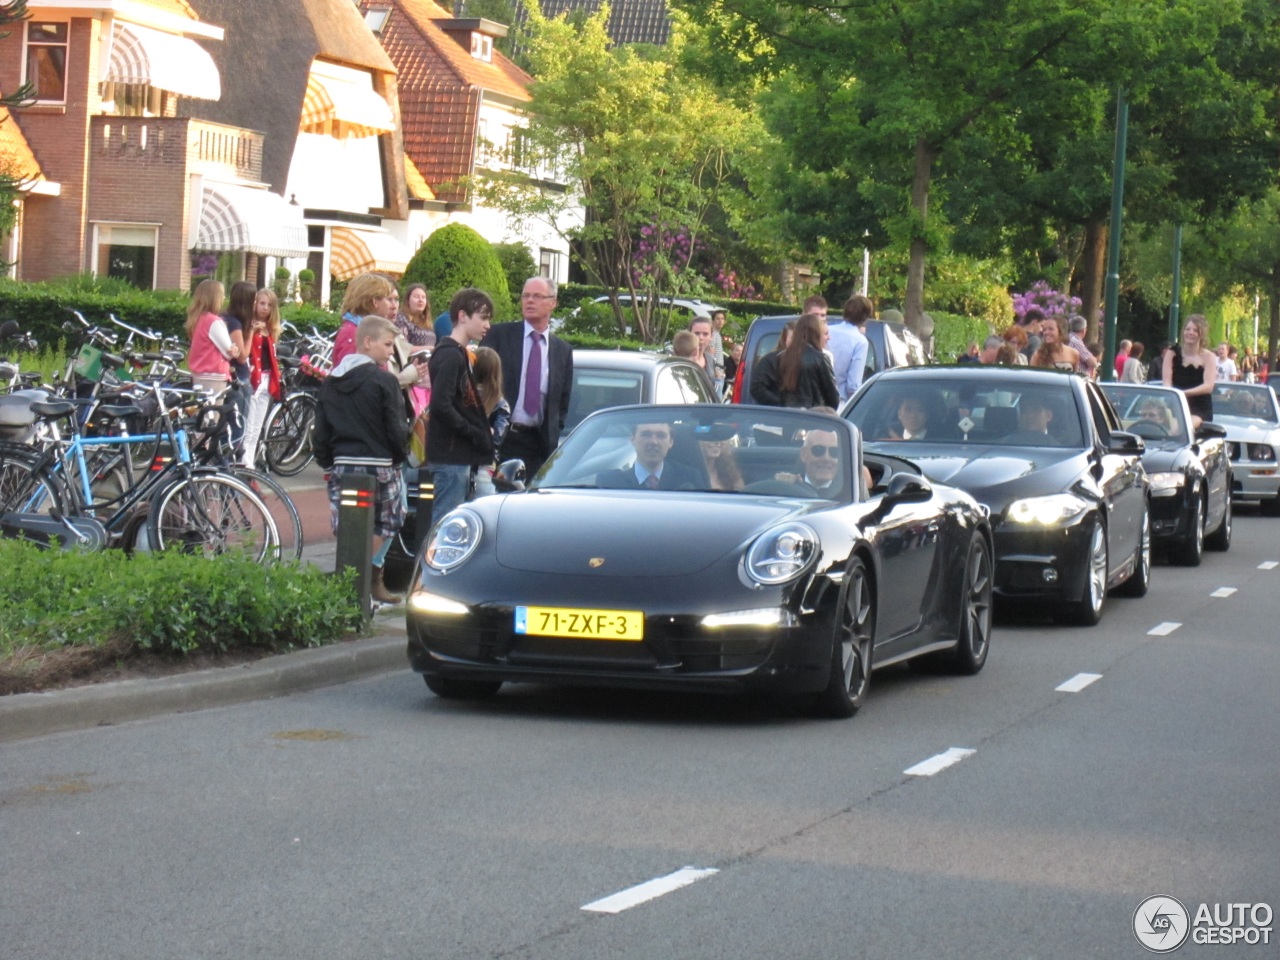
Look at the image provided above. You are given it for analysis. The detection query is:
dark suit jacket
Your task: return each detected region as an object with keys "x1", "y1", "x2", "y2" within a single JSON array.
[
  {"x1": 597, "y1": 461, "x2": 702, "y2": 490},
  {"x1": 479, "y1": 321, "x2": 573, "y2": 452}
]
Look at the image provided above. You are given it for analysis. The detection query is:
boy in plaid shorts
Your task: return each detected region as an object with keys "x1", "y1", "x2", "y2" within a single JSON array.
[{"x1": 313, "y1": 315, "x2": 409, "y2": 603}]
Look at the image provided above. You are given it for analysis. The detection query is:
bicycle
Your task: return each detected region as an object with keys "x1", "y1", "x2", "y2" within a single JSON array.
[{"x1": 0, "y1": 381, "x2": 279, "y2": 561}]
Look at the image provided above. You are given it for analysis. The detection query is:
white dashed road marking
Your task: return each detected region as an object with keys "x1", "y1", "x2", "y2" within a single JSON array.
[
  {"x1": 582, "y1": 866, "x2": 719, "y2": 914},
  {"x1": 1210, "y1": 587, "x2": 1237, "y2": 598},
  {"x1": 904, "y1": 747, "x2": 976, "y2": 777},
  {"x1": 1259, "y1": 561, "x2": 1279, "y2": 571},
  {"x1": 1056, "y1": 673, "x2": 1102, "y2": 693},
  {"x1": 1148, "y1": 622, "x2": 1182, "y2": 636}
]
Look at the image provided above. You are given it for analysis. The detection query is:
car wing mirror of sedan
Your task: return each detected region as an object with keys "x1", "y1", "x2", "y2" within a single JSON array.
[
  {"x1": 882, "y1": 472, "x2": 933, "y2": 506},
  {"x1": 1194, "y1": 422, "x2": 1227, "y2": 441},
  {"x1": 495, "y1": 458, "x2": 526, "y2": 492},
  {"x1": 1107, "y1": 431, "x2": 1145, "y2": 456}
]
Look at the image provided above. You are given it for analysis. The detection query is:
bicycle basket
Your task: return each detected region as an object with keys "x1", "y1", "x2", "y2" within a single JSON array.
[{"x1": 73, "y1": 343, "x2": 105, "y2": 381}]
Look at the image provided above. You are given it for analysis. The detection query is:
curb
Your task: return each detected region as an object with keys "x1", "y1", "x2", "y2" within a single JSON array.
[{"x1": 0, "y1": 628, "x2": 408, "y2": 744}]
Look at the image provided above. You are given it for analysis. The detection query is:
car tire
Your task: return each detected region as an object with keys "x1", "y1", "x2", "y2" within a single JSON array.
[
  {"x1": 811, "y1": 557, "x2": 874, "y2": 718},
  {"x1": 1260, "y1": 493, "x2": 1280, "y2": 517},
  {"x1": 1066, "y1": 515, "x2": 1108, "y2": 627},
  {"x1": 1115, "y1": 506, "x2": 1151, "y2": 598},
  {"x1": 1206, "y1": 492, "x2": 1232, "y2": 551},
  {"x1": 424, "y1": 675, "x2": 502, "y2": 699},
  {"x1": 948, "y1": 531, "x2": 993, "y2": 674},
  {"x1": 1170, "y1": 496, "x2": 1203, "y2": 567}
]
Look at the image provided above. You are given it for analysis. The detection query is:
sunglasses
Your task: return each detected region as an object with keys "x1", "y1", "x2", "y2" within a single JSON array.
[{"x1": 805, "y1": 445, "x2": 838, "y2": 458}]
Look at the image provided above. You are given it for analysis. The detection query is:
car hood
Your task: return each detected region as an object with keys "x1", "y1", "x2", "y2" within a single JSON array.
[
  {"x1": 868, "y1": 441, "x2": 1088, "y2": 512},
  {"x1": 1214, "y1": 417, "x2": 1280, "y2": 442},
  {"x1": 490, "y1": 489, "x2": 809, "y2": 576}
]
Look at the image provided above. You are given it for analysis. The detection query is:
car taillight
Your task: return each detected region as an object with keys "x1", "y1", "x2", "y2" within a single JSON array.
[{"x1": 731, "y1": 360, "x2": 745, "y2": 403}]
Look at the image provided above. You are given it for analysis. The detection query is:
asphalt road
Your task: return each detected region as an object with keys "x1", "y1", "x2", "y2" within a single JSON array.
[{"x1": 2, "y1": 507, "x2": 1278, "y2": 960}]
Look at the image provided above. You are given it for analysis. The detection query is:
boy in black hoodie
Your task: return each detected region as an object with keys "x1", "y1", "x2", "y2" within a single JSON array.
[
  {"x1": 313, "y1": 315, "x2": 409, "y2": 603},
  {"x1": 427, "y1": 288, "x2": 495, "y2": 523}
]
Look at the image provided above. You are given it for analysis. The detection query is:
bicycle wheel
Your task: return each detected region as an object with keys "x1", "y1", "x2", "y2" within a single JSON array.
[
  {"x1": 145, "y1": 472, "x2": 278, "y2": 562},
  {"x1": 262, "y1": 394, "x2": 317, "y2": 477},
  {"x1": 0, "y1": 444, "x2": 68, "y2": 516},
  {"x1": 229, "y1": 466, "x2": 304, "y2": 561}
]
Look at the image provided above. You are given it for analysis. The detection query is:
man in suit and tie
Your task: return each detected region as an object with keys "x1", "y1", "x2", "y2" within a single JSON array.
[
  {"x1": 775, "y1": 427, "x2": 844, "y2": 495},
  {"x1": 479, "y1": 276, "x2": 573, "y2": 478},
  {"x1": 597, "y1": 421, "x2": 701, "y2": 490}
]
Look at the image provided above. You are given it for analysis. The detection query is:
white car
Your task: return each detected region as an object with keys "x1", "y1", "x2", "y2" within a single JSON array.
[{"x1": 1213, "y1": 381, "x2": 1280, "y2": 515}]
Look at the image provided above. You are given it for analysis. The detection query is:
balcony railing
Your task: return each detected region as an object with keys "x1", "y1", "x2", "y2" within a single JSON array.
[{"x1": 90, "y1": 116, "x2": 264, "y2": 181}]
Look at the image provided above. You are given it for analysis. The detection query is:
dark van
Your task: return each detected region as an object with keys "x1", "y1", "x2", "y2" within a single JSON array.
[{"x1": 730, "y1": 315, "x2": 927, "y2": 404}]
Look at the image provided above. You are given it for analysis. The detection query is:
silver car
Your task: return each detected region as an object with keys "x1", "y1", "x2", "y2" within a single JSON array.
[{"x1": 1213, "y1": 382, "x2": 1280, "y2": 515}]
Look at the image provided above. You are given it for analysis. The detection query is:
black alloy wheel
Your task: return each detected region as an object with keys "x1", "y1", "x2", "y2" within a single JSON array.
[
  {"x1": 812, "y1": 557, "x2": 874, "y2": 718},
  {"x1": 950, "y1": 532, "x2": 993, "y2": 673},
  {"x1": 1171, "y1": 495, "x2": 1203, "y2": 567},
  {"x1": 1116, "y1": 507, "x2": 1151, "y2": 598},
  {"x1": 1067, "y1": 515, "x2": 1108, "y2": 627},
  {"x1": 1206, "y1": 493, "x2": 1232, "y2": 551}
]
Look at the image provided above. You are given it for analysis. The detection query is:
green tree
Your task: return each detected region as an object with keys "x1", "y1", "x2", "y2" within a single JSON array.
[
  {"x1": 403, "y1": 224, "x2": 513, "y2": 319},
  {"x1": 477, "y1": 3, "x2": 763, "y2": 343},
  {"x1": 492, "y1": 241, "x2": 538, "y2": 301}
]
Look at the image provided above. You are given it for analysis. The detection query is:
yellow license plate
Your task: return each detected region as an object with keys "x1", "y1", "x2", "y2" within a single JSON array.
[{"x1": 515, "y1": 606, "x2": 644, "y2": 641}]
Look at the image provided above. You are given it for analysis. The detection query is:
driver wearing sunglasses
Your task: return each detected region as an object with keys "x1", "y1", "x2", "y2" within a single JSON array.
[{"x1": 798, "y1": 429, "x2": 842, "y2": 493}]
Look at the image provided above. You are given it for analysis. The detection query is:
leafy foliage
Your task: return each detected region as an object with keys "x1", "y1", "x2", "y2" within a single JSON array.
[
  {"x1": 493, "y1": 242, "x2": 538, "y2": 302},
  {"x1": 403, "y1": 224, "x2": 513, "y2": 320}
]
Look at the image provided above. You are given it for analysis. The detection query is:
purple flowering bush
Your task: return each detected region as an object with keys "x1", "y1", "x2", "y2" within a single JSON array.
[{"x1": 1012, "y1": 280, "x2": 1082, "y2": 321}]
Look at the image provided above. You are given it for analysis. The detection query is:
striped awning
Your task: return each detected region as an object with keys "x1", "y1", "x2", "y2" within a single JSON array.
[
  {"x1": 329, "y1": 227, "x2": 409, "y2": 280},
  {"x1": 299, "y1": 72, "x2": 395, "y2": 139},
  {"x1": 195, "y1": 184, "x2": 309, "y2": 258},
  {"x1": 105, "y1": 22, "x2": 221, "y2": 101}
]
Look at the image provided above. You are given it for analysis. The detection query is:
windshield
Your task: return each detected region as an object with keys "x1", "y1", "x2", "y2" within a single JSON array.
[
  {"x1": 1101, "y1": 386, "x2": 1189, "y2": 441},
  {"x1": 846, "y1": 376, "x2": 1085, "y2": 448},
  {"x1": 535, "y1": 406, "x2": 855, "y2": 501},
  {"x1": 1212, "y1": 383, "x2": 1279, "y2": 423}
]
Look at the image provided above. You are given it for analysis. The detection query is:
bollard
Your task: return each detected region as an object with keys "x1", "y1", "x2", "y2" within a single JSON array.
[
  {"x1": 335, "y1": 471, "x2": 375, "y2": 620},
  {"x1": 413, "y1": 464, "x2": 434, "y2": 558}
]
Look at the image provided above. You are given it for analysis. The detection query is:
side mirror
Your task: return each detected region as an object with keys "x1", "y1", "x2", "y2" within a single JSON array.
[
  {"x1": 1108, "y1": 431, "x2": 1145, "y2": 455},
  {"x1": 883, "y1": 472, "x2": 933, "y2": 505},
  {"x1": 495, "y1": 458, "x2": 526, "y2": 492},
  {"x1": 1195, "y1": 422, "x2": 1227, "y2": 441}
]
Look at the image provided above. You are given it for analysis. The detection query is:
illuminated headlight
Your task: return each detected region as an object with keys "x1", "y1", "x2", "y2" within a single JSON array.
[
  {"x1": 1247, "y1": 444, "x2": 1277, "y2": 462},
  {"x1": 744, "y1": 522, "x2": 819, "y2": 585},
  {"x1": 408, "y1": 591, "x2": 470, "y2": 615},
  {"x1": 702, "y1": 608, "x2": 796, "y2": 628},
  {"x1": 1147, "y1": 472, "x2": 1186, "y2": 496},
  {"x1": 425, "y1": 510, "x2": 482, "y2": 571},
  {"x1": 1004, "y1": 494, "x2": 1091, "y2": 526}
]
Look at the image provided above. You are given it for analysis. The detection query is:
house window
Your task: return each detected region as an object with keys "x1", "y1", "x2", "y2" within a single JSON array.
[
  {"x1": 365, "y1": 8, "x2": 391, "y2": 33},
  {"x1": 26, "y1": 22, "x2": 69, "y2": 103},
  {"x1": 94, "y1": 224, "x2": 157, "y2": 289},
  {"x1": 470, "y1": 32, "x2": 493, "y2": 62},
  {"x1": 101, "y1": 82, "x2": 166, "y2": 117},
  {"x1": 539, "y1": 248, "x2": 558, "y2": 282}
]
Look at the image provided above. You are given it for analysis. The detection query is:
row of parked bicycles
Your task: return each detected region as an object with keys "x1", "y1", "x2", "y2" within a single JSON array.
[{"x1": 0, "y1": 310, "x2": 335, "y2": 564}]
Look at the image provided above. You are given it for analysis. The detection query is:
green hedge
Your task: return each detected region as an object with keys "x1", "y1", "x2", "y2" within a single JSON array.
[
  {"x1": 931, "y1": 311, "x2": 995, "y2": 362},
  {"x1": 0, "y1": 540, "x2": 366, "y2": 694}
]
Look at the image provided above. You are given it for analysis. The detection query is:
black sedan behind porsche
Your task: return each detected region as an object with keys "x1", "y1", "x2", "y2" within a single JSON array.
[
  {"x1": 1100, "y1": 382, "x2": 1231, "y2": 565},
  {"x1": 408, "y1": 405, "x2": 993, "y2": 718},
  {"x1": 843, "y1": 366, "x2": 1149, "y2": 625}
]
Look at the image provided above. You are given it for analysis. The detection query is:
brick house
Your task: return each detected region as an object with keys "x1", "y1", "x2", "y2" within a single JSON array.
[
  {"x1": 0, "y1": 0, "x2": 311, "y2": 291},
  {"x1": 362, "y1": 0, "x2": 579, "y2": 285}
]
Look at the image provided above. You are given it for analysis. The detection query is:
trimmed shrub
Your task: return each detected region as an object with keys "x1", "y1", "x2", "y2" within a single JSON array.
[
  {"x1": 0, "y1": 276, "x2": 187, "y2": 347},
  {"x1": 932, "y1": 311, "x2": 995, "y2": 362},
  {"x1": 403, "y1": 224, "x2": 513, "y2": 319},
  {"x1": 493, "y1": 242, "x2": 538, "y2": 301}
]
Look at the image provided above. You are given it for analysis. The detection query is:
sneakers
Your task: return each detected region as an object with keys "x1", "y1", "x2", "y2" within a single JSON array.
[{"x1": 371, "y1": 565, "x2": 404, "y2": 605}]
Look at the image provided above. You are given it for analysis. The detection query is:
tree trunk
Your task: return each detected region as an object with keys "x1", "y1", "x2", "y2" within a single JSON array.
[
  {"x1": 904, "y1": 137, "x2": 935, "y2": 336},
  {"x1": 1079, "y1": 216, "x2": 1107, "y2": 338}
]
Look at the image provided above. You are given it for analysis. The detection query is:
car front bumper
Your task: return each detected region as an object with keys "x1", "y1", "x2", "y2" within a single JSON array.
[{"x1": 991, "y1": 518, "x2": 1093, "y2": 603}]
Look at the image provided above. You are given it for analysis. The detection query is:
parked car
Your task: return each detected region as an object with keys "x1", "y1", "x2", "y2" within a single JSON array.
[
  {"x1": 1100, "y1": 382, "x2": 1231, "y2": 564},
  {"x1": 843, "y1": 366, "x2": 1149, "y2": 625},
  {"x1": 1211, "y1": 381, "x2": 1280, "y2": 516},
  {"x1": 407, "y1": 404, "x2": 994, "y2": 717},
  {"x1": 564, "y1": 350, "x2": 720, "y2": 435},
  {"x1": 730, "y1": 315, "x2": 926, "y2": 404},
  {"x1": 559, "y1": 295, "x2": 727, "y2": 334}
]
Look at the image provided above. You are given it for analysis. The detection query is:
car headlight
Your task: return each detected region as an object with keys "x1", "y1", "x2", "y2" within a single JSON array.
[
  {"x1": 1004, "y1": 493, "x2": 1091, "y2": 526},
  {"x1": 425, "y1": 510, "x2": 482, "y2": 571},
  {"x1": 408, "y1": 591, "x2": 470, "y2": 615},
  {"x1": 1247, "y1": 444, "x2": 1277, "y2": 462},
  {"x1": 1147, "y1": 472, "x2": 1186, "y2": 496},
  {"x1": 744, "y1": 522, "x2": 819, "y2": 585}
]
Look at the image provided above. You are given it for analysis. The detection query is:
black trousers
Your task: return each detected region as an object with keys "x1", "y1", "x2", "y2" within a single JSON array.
[{"x1": 499, "y1": 426, "x2": 550, "y2": 480}]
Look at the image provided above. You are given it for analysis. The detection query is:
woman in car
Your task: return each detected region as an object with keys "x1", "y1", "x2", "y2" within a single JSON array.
[
  {"x1": 1163, "y1": 314, "x2": 1216, "y2": 427},
  {"x1": 1029, "y1": 316, "x2": 1081, "y2": 372}
]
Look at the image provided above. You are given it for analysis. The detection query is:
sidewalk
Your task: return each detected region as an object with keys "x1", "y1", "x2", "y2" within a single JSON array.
[{"x1": 0, "y1": 465, "x2": 412, "y2": 743}]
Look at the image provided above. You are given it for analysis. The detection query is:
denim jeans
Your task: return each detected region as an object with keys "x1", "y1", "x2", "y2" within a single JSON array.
[{"x1": 429, "y1": 463, "x2": 472, "y2": 529}]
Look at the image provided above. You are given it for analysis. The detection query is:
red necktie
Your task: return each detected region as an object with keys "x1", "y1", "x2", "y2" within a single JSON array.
[{"x1": 644, "y1": 474, "x2": 660, "y2": 489}]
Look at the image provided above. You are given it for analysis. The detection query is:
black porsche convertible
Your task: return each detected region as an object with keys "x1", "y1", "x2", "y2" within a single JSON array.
[{"x1": 407, "y1": 405, "x2": 994, "y2": 718}]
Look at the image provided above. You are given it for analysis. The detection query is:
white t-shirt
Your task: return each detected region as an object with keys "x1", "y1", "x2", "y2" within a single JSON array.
[{"x1": 1217, "y1": 357, "x2": 1238, "y2": 382}]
